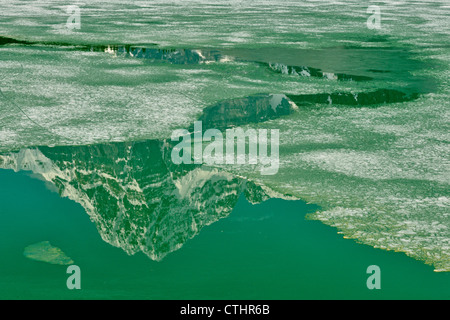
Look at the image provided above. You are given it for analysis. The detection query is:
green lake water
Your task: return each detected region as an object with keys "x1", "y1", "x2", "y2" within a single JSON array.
[{"x1": 0, "y1": 169, "x2": 448, "y2": 300}]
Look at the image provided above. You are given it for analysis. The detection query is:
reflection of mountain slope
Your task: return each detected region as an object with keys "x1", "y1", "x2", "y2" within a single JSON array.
[
  {"x1": 0, "y1": 140, "x2": 273, "y2": 260},
  {"x1": 266, "y1": 62, "x2": 373, "y2": 81},
  {"x1": 198, "y1": 93, "x2": 297, "y2": 130},
  {"x1": 288, "y1": 89, "x2": 419, "y2": 107}
]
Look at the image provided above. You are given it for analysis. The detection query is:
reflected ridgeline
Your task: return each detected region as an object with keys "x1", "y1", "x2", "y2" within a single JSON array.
[
  {"x1": 0, "y1": 36, "x2": 429, "y2": 105},
  {"x1": 0, "y1": 140, "x2": 275, "y2": 261}
]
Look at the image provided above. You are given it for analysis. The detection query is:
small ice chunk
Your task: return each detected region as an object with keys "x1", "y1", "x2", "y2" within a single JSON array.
[{"x1": 23, "y1": 241, "x2": 74, "y2": 265}]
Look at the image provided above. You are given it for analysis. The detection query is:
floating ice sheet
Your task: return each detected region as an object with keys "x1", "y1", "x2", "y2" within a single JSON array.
[{"x1": 23, "y1": 241, "x2": 74, "y2": 265}]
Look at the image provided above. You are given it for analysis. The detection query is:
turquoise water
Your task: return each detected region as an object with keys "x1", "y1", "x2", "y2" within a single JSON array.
[{"x1": 0, "y1": 169, "x2": 448, "y2": 299}]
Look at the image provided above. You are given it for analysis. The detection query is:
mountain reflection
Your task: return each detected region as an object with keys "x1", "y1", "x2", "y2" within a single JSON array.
[{"x1": 0, "y1": 139, "x2": 274, "y2": 261}]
